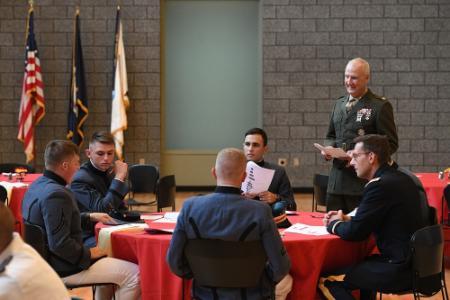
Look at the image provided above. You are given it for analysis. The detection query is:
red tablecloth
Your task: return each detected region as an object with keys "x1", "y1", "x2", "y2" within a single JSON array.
[
  {"x1": 415, "y1": 173, "x2": 450, "y2": 223},
  {"x1": 1, "y1": 173, "x2": 42, "y2": 234},
  {"x1": 105, "y1": 212, "x2": 374, "y2": 300}
]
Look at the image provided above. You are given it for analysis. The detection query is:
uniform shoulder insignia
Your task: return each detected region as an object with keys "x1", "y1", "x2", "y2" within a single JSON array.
[
  {"x1": 365, "y1": 177, "x2": 381, "y2": 187},
  {"x1": 373, "y1": 94, "x2": 387, "y2": 101}
]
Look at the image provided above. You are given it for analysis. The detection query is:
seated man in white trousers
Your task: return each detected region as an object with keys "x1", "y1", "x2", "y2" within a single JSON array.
[{"x1": 22, "y1": 140, "x2": 141, "y2": 299}]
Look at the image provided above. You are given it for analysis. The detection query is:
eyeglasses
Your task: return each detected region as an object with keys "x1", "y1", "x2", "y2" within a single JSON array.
[{"x1": 351, "y1": 152, "x2": 369, "y2": 160}]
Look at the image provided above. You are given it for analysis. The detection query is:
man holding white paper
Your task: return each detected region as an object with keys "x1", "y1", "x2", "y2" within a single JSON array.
[
  {"x1": 242, "y1": 128, "x2": 296, "y2": 227},
  {"x1": 321, "y1": 58, "x2": 398, "y2": 213},
  {"x1": 167, "y1": 148, "x2": 292, "y2": 299}
]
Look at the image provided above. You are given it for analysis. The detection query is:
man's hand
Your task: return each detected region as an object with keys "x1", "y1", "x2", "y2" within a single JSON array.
[
  {"x1": 345, "y1": 150, "x2": 353, "y2": 167},
  {"x1": 273, "y1": 213, "x2": 287, "y2": 224},
  {"x1": 323, "y1": 210, "x2": 343, "y2": 225},
  {"x1": 258, "y1": 191, "x2": 277, "y2": 204},
  {"x1": 89, "y1": 246, "x2": 107, "y2": 259},
  {"x1": 323, "y1": 209, "x2": 351, "y2": 226},
  {"x1": 320, "y1": 146, "x2": 333, "y2": 161},
  {"x1": 242, "y1": 192, "x2": 258, "y2": 199},
  {"x1": 89, "y1": 212, "x2": 116, "y2": 224},
  {"x1": 114, "y1": 160, "x2": 128, "y2": 181},
  {"x1": 323, "y1": 210, "x2": 337, "y2": 226}
]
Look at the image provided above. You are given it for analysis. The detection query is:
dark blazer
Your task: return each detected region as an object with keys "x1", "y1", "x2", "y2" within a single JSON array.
[
  {"x1": 22, "y1": 170, "x2": 91, "y2": 277},
  {"x1": 258, "y1": 160, "x2": 296, "y2": 211},
  {"x1": 167, "y1": 186, "x2": 291, "y2": 299},
  {"x1": 70, "y1": 161, "x2": 128, "y2": 213},
  {"x1": 324, "y1": 89, "x2": 398, "y2": 196},
  {"x1": 327, "y1": 165, "x2": 428, "y2": 292}
]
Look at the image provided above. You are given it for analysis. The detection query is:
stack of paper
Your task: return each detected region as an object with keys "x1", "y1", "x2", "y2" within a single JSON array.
[{"x1": 283, "y1": 223, "x2": 329, "y2": 236}]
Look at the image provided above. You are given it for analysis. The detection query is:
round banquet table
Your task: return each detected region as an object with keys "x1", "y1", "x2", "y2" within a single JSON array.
[
  {"x1": 0, "y1": 173, "x2": 42, "y2": 234},
  {"x1": 101, "y1": 212, "x2": 374, "y2": 300},
  {"x1": 415, "y1": 173, "x2": 450, "y2": 223}
]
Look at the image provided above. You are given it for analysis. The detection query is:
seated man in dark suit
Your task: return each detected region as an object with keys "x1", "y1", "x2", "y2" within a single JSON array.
[
  {"x1": 243, "y1": 128, "x2": 296, "y2": 227},
  {"x1": 22, "y1": 140, "x2": 140, "y2": 299},
  {"x1": 167, "y1": 148, "x2": 292, "y2": 299},
  {"x1": 320, "y1": 134, "x2": 429, "y2": 299},
  {"x1": 70, "y1": 131, "x2": 129, "y2": 246}
]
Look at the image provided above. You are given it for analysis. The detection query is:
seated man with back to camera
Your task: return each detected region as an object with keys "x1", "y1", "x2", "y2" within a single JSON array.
[
  {"x1": 22, "y1": 140, "x2": 140, "y2": 299},
  {"x1": 70, "y1": 131, "x2": 130, "y2": 246},
  {"x1": 167, "y1": 148, "x2": 292, "y2": 299},
  {"x1": 319, "y1": 135, "x2": 429, "y2": 300},
  {"x1": 243, "y1": 128, "x2": 296, "y2": 227},
  {"x1": 0, "y1": 202, "x2": 69, "y2": 300}
]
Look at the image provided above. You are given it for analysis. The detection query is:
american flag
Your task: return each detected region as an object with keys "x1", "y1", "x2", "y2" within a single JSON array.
[{"x1": 17, "y1": 7, "x2": 45, "y2": 163}]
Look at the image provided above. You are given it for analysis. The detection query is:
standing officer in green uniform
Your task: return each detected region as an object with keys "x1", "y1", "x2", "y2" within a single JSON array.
[{"x1": 321, "y1": 58, "x2": 398, "y2": 213}]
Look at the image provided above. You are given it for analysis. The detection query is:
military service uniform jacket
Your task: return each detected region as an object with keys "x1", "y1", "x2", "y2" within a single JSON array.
[
  {"x1": 324, "y1": 89, "x2": 398, "y2": 196},
  {"x1": 326, "y1": 165, "x2": 428, "y2": 292}
]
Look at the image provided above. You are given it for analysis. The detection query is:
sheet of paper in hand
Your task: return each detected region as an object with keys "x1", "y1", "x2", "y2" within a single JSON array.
[
  {"x1": 241, "y1": 161, "x2": 275, "y2": 194},
  {"x1": 313, "y1": 143, "x2": 350, "y2": 160}
]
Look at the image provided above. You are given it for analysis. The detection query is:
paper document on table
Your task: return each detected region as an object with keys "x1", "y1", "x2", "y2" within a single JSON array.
[
  {"x1": 153, "y1": 212, "x2": 179, "y2": 223},
  {"x1": 313, "y1": 143, "x2": 350, "y2": 160},
  {"x1": 241, "y1": 161, "x2": 275, "y2": 194},
  {"x1": 284, "y1": 223, "x2": 329, "y2": 236}
]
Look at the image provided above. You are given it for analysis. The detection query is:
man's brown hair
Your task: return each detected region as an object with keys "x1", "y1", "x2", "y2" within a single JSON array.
[
  {"x1": 353, "y1": 134, "x2": 390, "y2": 165},
  {"x1": 44, "y1": 140, "x2": 79, "y2": 169},
  {"x1": 89, "y1": 131, "x2": 115, "y2": 146}
]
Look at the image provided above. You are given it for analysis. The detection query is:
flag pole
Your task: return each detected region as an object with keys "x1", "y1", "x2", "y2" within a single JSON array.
[
  {"x1": 25, "y1": 2, "x2": 32, "y2": 45},
  {"x1": 28, "y1": 0, "x2": 35, "y2": 170},
  {"x1": 19, "y1": 0, "x2": 46, "y2": 165}
]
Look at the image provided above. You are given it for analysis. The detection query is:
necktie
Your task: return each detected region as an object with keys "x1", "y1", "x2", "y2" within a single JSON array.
[{"x1": 346, "y1": 97, "x2": 357, "y2": 112}]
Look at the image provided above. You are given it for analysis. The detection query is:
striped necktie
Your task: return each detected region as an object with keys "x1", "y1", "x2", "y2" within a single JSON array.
[{"x1": 346, "y1": 97, "x2": 357, "y2": 112}]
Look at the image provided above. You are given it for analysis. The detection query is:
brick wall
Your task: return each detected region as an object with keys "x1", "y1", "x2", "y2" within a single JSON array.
[
  {"x1": 0, "y1": 0, "x2": 449, "y2": 187},
  {"x1": 262, "y1": 0, "x2": 450, "y2": 186},
  {"x1": 0, "y1": 0, "x2": 161, "y2": 169}
]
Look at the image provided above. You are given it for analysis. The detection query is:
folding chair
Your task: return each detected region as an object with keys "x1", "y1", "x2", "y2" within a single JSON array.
[
  {"x1": 127, "y1": 164, "x2": 159, "y2": 211},
  {"x1": 312, "y1": 174, "x2": 328, "y2": 212},
  {"x1": 23, "y1": 222, "x2": 116, "y2": 299},
  {"x1": 378, "y1": 224, "x2": 449, "y2": 300},
  {"x1": 156, "y1": 175, "x2": 176, "y2": 212}
]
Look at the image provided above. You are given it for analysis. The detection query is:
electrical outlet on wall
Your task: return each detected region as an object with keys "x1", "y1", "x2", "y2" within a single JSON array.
[
  {"x1": 293, "y1": 157, "x2": 300, "y2": 167},
  {"x1": 278, "y1": 158, "x2": 287, "y2": 167},
  {"x1": 139, "y1": 158, "x2": 145, "y2": 165}
]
